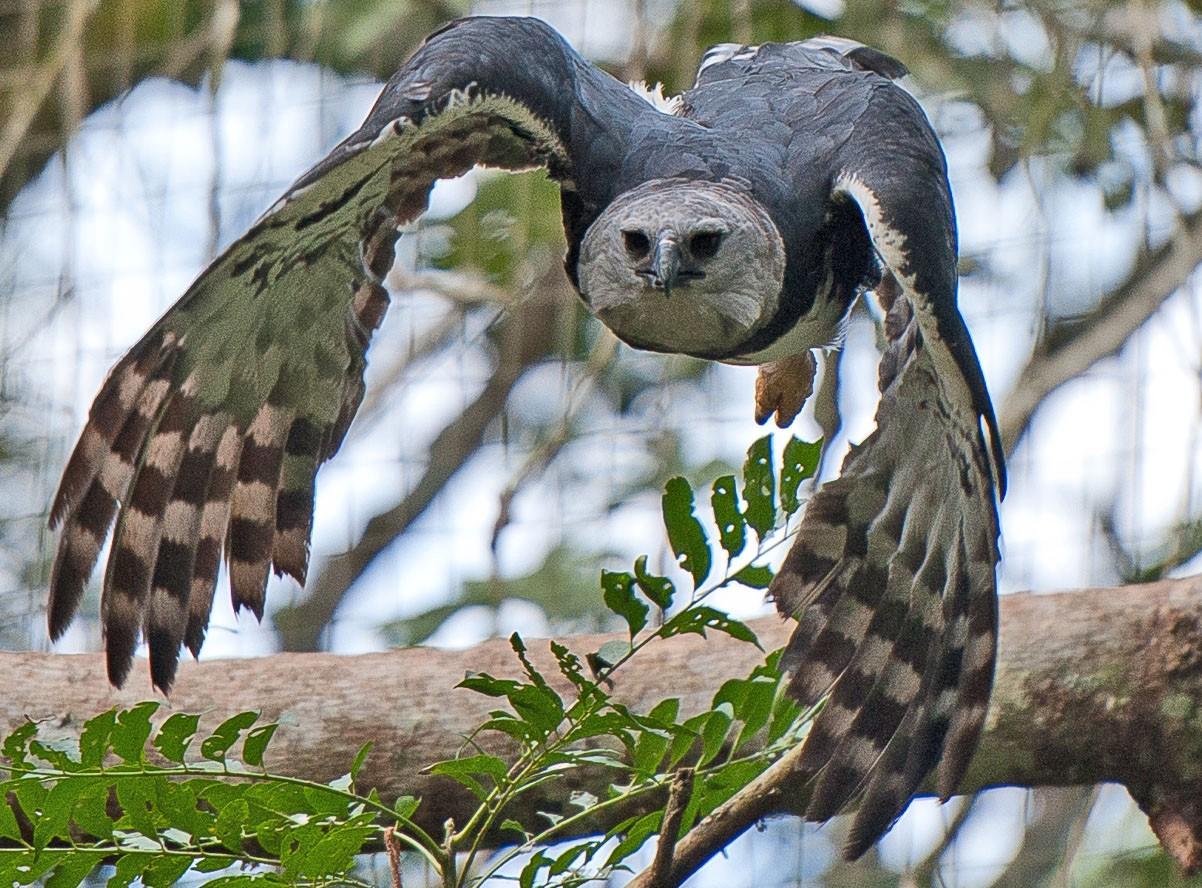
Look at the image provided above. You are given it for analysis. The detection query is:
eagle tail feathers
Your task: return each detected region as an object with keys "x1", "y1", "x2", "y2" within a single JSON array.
[{"x1": 770, "y1": 299, "x2": 1000, "y2": 857}]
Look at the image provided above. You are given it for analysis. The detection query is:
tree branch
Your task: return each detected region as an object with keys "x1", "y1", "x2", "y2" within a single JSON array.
[
  {"x1": 998, "y1": 208, "x2": 1202, "y2": 454},
  {"x1": 10, "y1": 576, "x2": 1202, "y2": 873},
  {"x1": 273, "y1": 287, "x2": 565, "y2": 652}
]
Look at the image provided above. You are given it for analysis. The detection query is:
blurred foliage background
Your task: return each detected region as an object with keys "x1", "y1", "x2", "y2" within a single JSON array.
[{"x1": 3, "y1": 0, "x2": 1202, "y2": 885}]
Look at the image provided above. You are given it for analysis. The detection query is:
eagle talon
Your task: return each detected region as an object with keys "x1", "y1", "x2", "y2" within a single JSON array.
[{"x1": 754, "y1": 351, "x2": 817, "y2": 428}]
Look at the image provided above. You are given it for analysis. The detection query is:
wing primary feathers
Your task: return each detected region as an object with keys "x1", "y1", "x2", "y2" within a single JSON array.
[
  {"x1": 49, "y1": 330, "x2": 176, "y2": 529},
  {"x1": 144, "y1": 412, "x2": 229, "y2": 691},
  {"x1": 184, "y1": 425, "x2": 244, "y2": 658},
  {"x1": 271, "y1": 417, "x2": 324, "y2": 585},
  {"x1": 226, "y1": 400, "x2": 295, "y2": 621},
  {"x1": 97, "y1": 358, "x2": 183, "y2": 688},
  {"x1": 48, "y1": 336, "x2": 180, "y2": 648},
  {"x1": 101, "y1": 389, "x2": 193, "y2": 688}
]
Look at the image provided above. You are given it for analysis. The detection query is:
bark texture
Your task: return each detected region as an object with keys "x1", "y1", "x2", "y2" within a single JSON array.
[{"x1": 6, "y1": 577, "x2": 1202, "y2": 869}]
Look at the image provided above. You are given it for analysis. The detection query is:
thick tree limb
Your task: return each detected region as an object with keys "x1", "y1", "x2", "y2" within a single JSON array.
[{"x1": 9, "y1": 577, "x2": 1202, "y2": 874}]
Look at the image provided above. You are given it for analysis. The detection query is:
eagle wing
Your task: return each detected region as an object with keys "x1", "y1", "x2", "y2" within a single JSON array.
[
  {"x1": 745, "y1": 42, "x2": 1005, "y2": 855},
  {"x1": 48, "y1": 16, "x2": 653, "y2": 690}
]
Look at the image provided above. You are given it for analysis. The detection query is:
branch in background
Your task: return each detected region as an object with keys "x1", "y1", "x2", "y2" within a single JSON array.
[
  {"x1": 989, "y1": 787, "x2": 1099, "y2": 888},
  {"x1": 273, "y1": 277, "x2": 568, "y2": 652},
  {"x1": 999, "y1": 207, "x2": 1202, "y2": 455},
  {"x1": 0, "y1": 0, "x2": 98, "y2": 183},
  {"x1": 9, "y1": 577, "x2": 1202, "y2": 875},
  {"x1": 0, "y1": 0, "x2": 460, "y2": 211},
  {"x1": 1100, "y1": 508, "x2": 1202, "y2": 584}
]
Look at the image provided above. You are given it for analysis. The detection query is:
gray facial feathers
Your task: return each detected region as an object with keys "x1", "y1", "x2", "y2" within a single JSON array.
[{"x1": 577, "y1": 179, "x2": 786, "y2": 359}]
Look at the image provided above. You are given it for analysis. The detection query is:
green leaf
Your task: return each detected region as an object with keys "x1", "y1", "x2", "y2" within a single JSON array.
[
  {"x1": 153, "y1": 779, "x2": 211, "y2": 840},
  {"x1": 667, "y1": 713, "x2": 709, "y2": 767},
  {"x1": 699, "y1": 703, "x2": 734, "y2": 765},
  {"x1": 350, "y1": 741, "x2": 373, "y2": 781},
  {"x1": 8, "y1": 850, "x2": 60, "y2": 886},
  {"x1": 44, "y1": 851, "x2": 105, "y2": 888},
  {"x1": 153, "y1": 712, "x2": 201, "y2": 764},
  {"x1": 395, "y1": 795, "x2": 419, "y2": 820},
  {"x1": 606, "y1": 810, "x2": 662, "y2": 867},
  {"x1": 551, "y1": 640, "x2": 590, "y2": 692},
  {"x1": 589, "y1": 639, "x2": 631, "y2": 675},
  {"x1": 509, "y1": 685, "x2": 565, "y2": 735},
  {"x1": 242, "y1": 723, "x2": 278, "y2": 767},
  {"x1": 2, "y1": 721, "x2": 36, "y2": 768},
  {"x1": 662, "y1": 477, "x2": 712, "y2": 587},
  {"x1": 214, "y1": 797, "x2": 249, "y2": 852},
  {"x1": 111, "y1": 701, "x2": 159, "y2": 763},
  {"x1": 551, "y1": 840, "x2": 597, "y2": 876},
  {"x1": 430, "y1": 754, "x2": 509, "y2": 799},
  {"x1": 780, "y1": 436, "x2": 822, "y2": 516},
  {"x1": 633, "y1": 555, "x2": 675, "y2": 609},
  {"x1": 648, "y1": 697, "x2": 680, "y2": 725},
  {"x1": 201, "y1": 711, "x2": 260, "y2": 763},
  {"x1": 110, "y1": 852, "x2": 150, "y2": 888},
  {"x1": 0, "y1": 784, "x2": 24, "y2": 840},
  {"x1": 717, "y1": 675, "x2": 776, "y2": 750},
  {"x1": 141, "y1": 856, "x2": 193, "y2": 888},
  {"x1": 293, "y1": 822, "x2": 375, "y2": 878},
  {"x1": 458, "y1": 673, "x2": 523, "y2": 698},
  {"x1": 115, "y1": 776, "x2": 163, "y2": 837},
  {"x1": 29, "y1": 740, "x2": 77, "y2": 772},
  {"x1": 661, "y1": 606, "x2": 760, "y2": 647},
  {"x1": 33, "y1": 777, "x2": 92, "y2": 849},
  {"x1": 632, "y1": 728, "x2": 670, "y2": 777},
  {"x1": 710, "y1": 474, "x2": 746, "y2": 558},
  {"x1": 741, "y1": 436, "x2": 776, "y2": 539},
  {"x1": 602, "y1": 571, "x2": 647, "y2": 638},
  {"x1": 501, "y1": 817, "x2": 528, "y2": 837},
  {"x1": 78, "y1": 708, "x2": 117, "y2": 767},
  {"x1": 519, "y1": 850, "x2": 551, "y2": 888},
  {"x1": 731, "y1": 563, "x2": 774, "y2": 589}
]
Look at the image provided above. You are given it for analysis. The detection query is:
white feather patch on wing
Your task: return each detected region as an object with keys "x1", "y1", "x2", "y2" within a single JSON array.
[
  {"x1": 834, "y1": 172, "x2": 976, "y2": 412},
  {"x1": 626, "y1": 80, "x2": 683, "y2": 115}
]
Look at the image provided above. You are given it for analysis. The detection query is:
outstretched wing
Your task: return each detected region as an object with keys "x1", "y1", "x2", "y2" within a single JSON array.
[
  {"x1": 765, "y1": 46, "x2": 1005, "y2": 856},
  {"x1": 48, "y1": 16, "x2": 652, "y2": 691}
]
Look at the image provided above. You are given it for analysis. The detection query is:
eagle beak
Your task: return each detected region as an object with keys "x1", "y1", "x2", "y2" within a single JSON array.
[{"x1": 650, "y1": 236, "x2": 681, "y2": 296}]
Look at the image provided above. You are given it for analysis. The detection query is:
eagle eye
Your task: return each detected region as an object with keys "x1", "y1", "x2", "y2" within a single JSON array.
[
  {"x1": 689, "y1": 230, "x2": 723, "y2": 259},
  {"x1": 622, "y1": 229, "x2": 651, "y2": 258}
]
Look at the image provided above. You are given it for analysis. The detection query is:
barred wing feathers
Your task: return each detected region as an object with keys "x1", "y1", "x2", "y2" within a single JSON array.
[
  {"x1": 770, "y1": 66, "x2": 1004, "y2": 857},
  {"x1": 48, "y1": 16, "x2": 643, "y2": 690}
]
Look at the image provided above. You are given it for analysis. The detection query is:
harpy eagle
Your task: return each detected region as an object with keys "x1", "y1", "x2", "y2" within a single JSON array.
[{"x1": 47, "y1": 16, "x2": 1004, "y2": 856}]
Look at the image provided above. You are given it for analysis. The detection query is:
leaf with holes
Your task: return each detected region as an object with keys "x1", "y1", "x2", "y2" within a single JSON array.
[
  {"x1": 742, "y1": 436, "x2": 776, "y2": 538},
  {"x1": 603, "y1": 570, "x2": 648, "y2": 638},
  {"x1": 731, "y1": 563, "x2": 773, "y2": 589},
  {"x1": 153, "y1": 712, "x2": 200, "y2": 765},
  {"x1": 633, "y1": 555, "x2": 674, "y2": 609},
  {"x1": 710, "y1": 474, "x2": 746, "y2": 558},
  {"x1": 201, "y1": 711, "x2": 260, "y2": 764},
  {"x1": 110, "y1": 701, "x2": 159, "y2": 763},
  {"x1": 662, "y1": 476, "x2": 712, "y2": 588},
  {"x1": 780, "y1": 436, "x2": 822, "y2": 516}
]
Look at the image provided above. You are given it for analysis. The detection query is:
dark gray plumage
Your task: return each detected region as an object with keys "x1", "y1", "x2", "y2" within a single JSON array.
[{"x1": 47, "y1": 16, "x2": 1003, "y2": 858}]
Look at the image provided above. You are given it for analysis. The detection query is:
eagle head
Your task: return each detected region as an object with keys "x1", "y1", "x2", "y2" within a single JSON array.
[{"x1": 578, "y1": 179, "x2": 786, "y2": 358}]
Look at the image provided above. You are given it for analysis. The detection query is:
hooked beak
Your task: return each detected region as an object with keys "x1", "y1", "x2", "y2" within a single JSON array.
[
  {"x1": 635, "y1": 236, "x2": 704, "y2": 297},
  {"x1": 650, "y1": 237, "x2": 681, "y2": 296}
]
